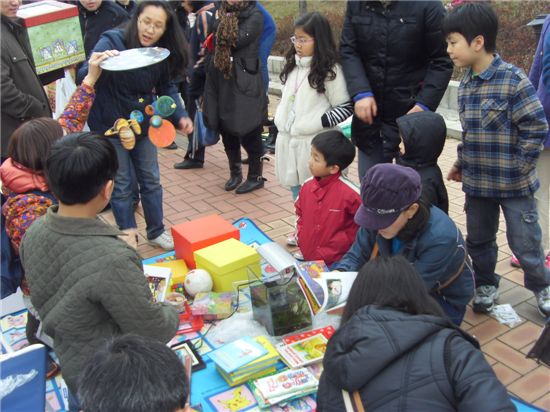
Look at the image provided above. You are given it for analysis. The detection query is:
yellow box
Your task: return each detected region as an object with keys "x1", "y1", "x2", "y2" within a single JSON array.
[
  {"x1": 194, "y1": 239, "x2": 260, "y2": 292},
  {"x1": 148, "y1": 259, "x2": 189, "y2": 290}
]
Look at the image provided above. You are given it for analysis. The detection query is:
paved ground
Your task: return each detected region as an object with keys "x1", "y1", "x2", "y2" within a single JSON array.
[{"x1": 100, "y1": 95, "x2": 550, "y2": 409}]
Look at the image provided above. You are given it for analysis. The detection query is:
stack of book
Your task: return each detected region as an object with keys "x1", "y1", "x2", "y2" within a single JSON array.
[
  {"x1": 209, "y1": 336, "x2": 280, "y2": 386},
  {"x1": 250, "y1": 368, "x2": 319, "y2": 408}
]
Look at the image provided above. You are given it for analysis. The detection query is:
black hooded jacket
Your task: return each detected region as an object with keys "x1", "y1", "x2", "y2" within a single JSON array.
[
  {"x1": 317, "y1": 306, "x2": 515, "y2": 412},
  {"x1": 396, "y1": 111, "x2": 449, "y2": 213}
]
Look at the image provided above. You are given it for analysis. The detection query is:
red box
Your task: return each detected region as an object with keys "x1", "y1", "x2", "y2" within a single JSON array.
[{"x1": 171, "y1": 215, "x2": 240, "y2": 269}]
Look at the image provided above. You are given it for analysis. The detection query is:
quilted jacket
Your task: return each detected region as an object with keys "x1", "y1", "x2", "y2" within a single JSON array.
[{"x1": 20, "y1": 206, "x2": 179, "y2": 394}]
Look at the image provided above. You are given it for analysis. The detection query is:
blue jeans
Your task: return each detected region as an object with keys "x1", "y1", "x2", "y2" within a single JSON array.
[
  {"x1": 357, "y1": 148, "x2": 385, "y2": 182},
  {"x1": 433, "y1": 294, "x2": 466, "y2": 326},
  {"x1": 67, "y1": 390, "x2": 80, "y2": 412},
  {"x1": 465, "y1": 195, "x2": 550, "y2": 293},
  {"x1": 259, "y1": 30, "x2": 276, "y2": 94},
  {"x1": 110, "y1": 136, "x2": 165, "y2": 240}
]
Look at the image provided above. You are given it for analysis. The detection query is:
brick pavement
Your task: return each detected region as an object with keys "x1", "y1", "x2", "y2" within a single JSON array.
[{"x1": 100, "y1": 96, "x2": 550, "y2": 409}]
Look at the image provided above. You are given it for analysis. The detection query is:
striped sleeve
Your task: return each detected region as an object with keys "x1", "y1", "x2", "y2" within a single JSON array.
[{"x1": 321, "y1": 101, "x2": 354, "y2": 128}]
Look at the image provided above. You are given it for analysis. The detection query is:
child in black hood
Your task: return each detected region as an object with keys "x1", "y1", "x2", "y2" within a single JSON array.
[{"x1": 396, "y1": 111, "x2": 449, "y2": 214}]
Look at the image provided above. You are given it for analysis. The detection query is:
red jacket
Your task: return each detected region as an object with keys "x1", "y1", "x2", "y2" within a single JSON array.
[{"x1": 296, "y1": 173, "x2": 361, "y2": 267}]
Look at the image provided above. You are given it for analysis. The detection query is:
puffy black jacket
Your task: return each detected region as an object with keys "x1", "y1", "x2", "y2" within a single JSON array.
[
  {"x1": 396, "y1": 111, "x2": 449, "y2": 213},
  {"x1": 340, "y1": 1, "x2": 452, "y2": 153},
  {"x1": 317, "y1": 306, "x2": 515, "y2": 412},
  {"x1": 78, "y1": 1, "x2": 129, "y2": 58}
]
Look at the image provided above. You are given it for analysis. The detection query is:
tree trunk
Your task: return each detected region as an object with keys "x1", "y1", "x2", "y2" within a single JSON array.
[{"x1": 299, "y1": 0, "x2": 308, "y2": 16}]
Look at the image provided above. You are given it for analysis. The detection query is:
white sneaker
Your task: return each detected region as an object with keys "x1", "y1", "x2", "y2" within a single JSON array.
[
  {"x1": 535, "y1": 286, "x2": 550, "y2": 319},
  {"x1": 149, "y1": 231, "x2": 174, "y2": 250}
]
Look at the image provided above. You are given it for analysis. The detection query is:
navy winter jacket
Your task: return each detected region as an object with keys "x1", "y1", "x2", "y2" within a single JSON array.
[
  {"x1": 334, "y1": 206, "x2": 474, "y2": 310},
  {"x1": 317, "y1": 306, "x2": 515, "y2": 412},
  {"x1": 77, "y1": 29, "x2": 187, "y2": 136}
]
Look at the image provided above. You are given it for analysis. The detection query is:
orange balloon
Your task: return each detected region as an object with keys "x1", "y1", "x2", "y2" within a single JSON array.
[{"x1": 148, "y1": 119, "x2": 176, "y2": 147}]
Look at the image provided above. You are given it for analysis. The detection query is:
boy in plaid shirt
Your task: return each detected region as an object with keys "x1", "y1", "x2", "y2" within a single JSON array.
[{"x1": 443, "y1": 3, "x2": 550, "y2": 318}]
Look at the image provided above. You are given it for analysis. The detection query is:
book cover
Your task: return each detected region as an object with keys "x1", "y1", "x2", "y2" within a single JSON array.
[
  {"x1": 209, "y1": 336, "x2": 268, "y2": 374},
  {"x1": 277, "y1": 334, "x2": 328, "y2": 368},
  {"x1": 296, "y1": 260, "x2": 329, "y2": 279},
  {"x1": 271, "y1": 395, "x2": 317, "y2": 411},
  {"x1": 282, "y1": 326, "x2": 335, "y2": 344},
  {"x1": 206, "y1": 384, "x2": 258, "y2": 412},
  {"x1": 142, "y1": 265, "x2": 172, "y2": 303}
]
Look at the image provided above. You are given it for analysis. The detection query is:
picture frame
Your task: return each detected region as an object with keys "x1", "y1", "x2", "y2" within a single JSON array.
[
  {"x1": 143, "y1": 265, "x2": 172, "y2": 303},
  {"x1": 171, "y1": 340, "x2": 206, "y2": 372}
]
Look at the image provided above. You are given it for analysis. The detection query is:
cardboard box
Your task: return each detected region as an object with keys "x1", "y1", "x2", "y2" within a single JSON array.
[
  {"x1": 171, "y1": 215, "x2": 239, "y2": 269},
  {"x1": 17, "y1": 0, "x2": 85, "y2": 74},
  {"x1": 194, "y1": 239, "x2": 260, "y2": 292}
]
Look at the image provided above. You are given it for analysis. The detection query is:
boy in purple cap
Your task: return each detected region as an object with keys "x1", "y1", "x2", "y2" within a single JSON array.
[
  {"x1": 334, "y1": 163, "x2": 474, "y2": 325},
  {"x1": 444, "y1": 3, "x2": 550, "y2": 317}
]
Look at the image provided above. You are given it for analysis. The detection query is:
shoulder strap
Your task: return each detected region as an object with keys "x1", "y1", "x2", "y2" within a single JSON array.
[
  {"x1": 342, "y1": 390, "x2": 366, "y2": 412},
  {"x1": 370, "y1": 243, "x2": 379, "y2": 260},
  {"x1": 439, "y1": 330, "x2": 459, "y2": 409}
]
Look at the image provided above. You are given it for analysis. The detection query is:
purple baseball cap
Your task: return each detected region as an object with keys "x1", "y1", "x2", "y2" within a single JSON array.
[{"x1": 354, "y1": 164, "x2": 422, "y2": 230}]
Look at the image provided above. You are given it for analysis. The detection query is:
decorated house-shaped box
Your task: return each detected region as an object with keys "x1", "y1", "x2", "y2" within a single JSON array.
[
  {"x1": 17, "y1": 0, "x2": 85, "y2": 74},
  {"x1": 194, "y1": 238, "x2": 261, "y2": 292},
  {"x1": 172, "y1": 215, "x2": 240, "y2": 269}
]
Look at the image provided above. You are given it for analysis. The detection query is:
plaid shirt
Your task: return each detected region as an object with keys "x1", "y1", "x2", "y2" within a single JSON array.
[{"x1": 456, "y1": 54, "x2": 548, "y2": 198}]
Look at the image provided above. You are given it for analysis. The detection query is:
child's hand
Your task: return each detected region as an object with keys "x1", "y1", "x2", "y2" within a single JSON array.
[
  {"x1": 178, "y1": 117, "x2": 194, "y2": 135},
  {"x1": 406, "y1": 104, "x2": 424, "y2": 115},
  {"x1": 82, "y1": 50, "x2": 119, "y2": 88},
  {"x1": 447, "y1": 166, "x2": 462, "y2": 182},
  {"x1": 354, "y1": 96, "x2": 377, "y2": 125}
]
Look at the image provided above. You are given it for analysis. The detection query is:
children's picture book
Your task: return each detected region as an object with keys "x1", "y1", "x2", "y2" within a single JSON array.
[
  {"x1": 251, "y1": 368, "x2": 318, "y2": 408},
  {"x1": 170, "y1": 340, "x2": 206, "y2": 372},
  {"x1": 271, "y1": 395, "x2": 317, "y2": 412},
  {"x1": 142, "y1": 265, "x2": 172, "y2": 303},
  {"x1": 277, "y1": 334, "x2": 328, "y2": 369},
  {"x1": 192, "y1": 292, "x2": 234, "y2": 320},
  {"x1": 282, "y1": 326, "x2": 335, "y2": 345},
  {"x1": 296, "y1": 260, "x2": 329, "y2": 279},
  {"x1": 208, "y1": 336, "x2": 268, "y2": 374},
  {"x1": 206, "y1": 385, "x2": 258, "y2": 412},
  {"x1": 297, "y1": 270, "x2": 358, "y2": 316}
]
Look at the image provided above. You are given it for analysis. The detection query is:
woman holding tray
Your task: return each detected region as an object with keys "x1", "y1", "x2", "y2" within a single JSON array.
[{"x1": 78, "y1": 0, "x2": 193, "y2": 250}]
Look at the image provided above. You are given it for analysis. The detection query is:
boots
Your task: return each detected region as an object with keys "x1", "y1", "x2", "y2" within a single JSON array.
[
  {"x1": 236, "y1": 154, "x2": 265, "y2": 194},
  {"x1": 224, "y1": 150, "x2": 243, "y2": 191},
  {"x1": 265, "y1": 125, "x2": 278, "y2": 154}
]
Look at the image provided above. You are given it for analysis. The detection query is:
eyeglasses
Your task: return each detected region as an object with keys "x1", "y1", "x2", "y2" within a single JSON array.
[
  {"x1": 290, "y1": 36, "x2": 314, "y2": 45},
  {"x1": 138, "y1": 18, "x2": 165, "y2": 33}
]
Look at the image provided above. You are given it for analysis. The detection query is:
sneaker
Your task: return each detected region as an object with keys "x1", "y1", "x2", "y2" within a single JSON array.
[
  {"x1": 472, "y1": 285, "x2": 499, "y2": 313},
  {"x1": 293, "y1": 250, "x2": 304, "y2": 260},
  {"x1": 510, "y1": 254, "x2": 521, "y2": 268},
  {"x1": 545, "y1": 251, "x2": 550, "y2": 270},
  {"x1": 149, "y1": 231, "x2": 174, "y2": 250},
  {"x1": 286, "y1": 233, "x2": 297, "y2": 247},
  {"x1": 535, "y1": 286, "x2": 550, "y2": 318}
]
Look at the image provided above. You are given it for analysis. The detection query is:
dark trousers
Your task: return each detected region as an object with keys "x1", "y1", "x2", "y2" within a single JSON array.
[
  {"x1": 466, "y1": 195, "x2": 550, "y2": 293},
  {"x1": 221, "y1": 126, "x2": 263, "y2": 158}
]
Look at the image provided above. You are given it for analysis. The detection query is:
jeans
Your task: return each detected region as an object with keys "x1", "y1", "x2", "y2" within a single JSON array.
[
  {"x1": 465, "y1": 195, "x2": 550, "y2": 293},
  {"x1": 535, "y1": 148, "x2": 550, "y2": 250},
  {"x1": 67, "y1": 390, "x2": 80, "y2": 412},
  {"x1": 433, "y1": 294, "x2": 465, "y2": 326},
  {"x1": 259, "y1": 30, "x2": 276, "y2": 94},
  {"x1": 110, "y1": 136, "x2": 165, "y2": 240}
]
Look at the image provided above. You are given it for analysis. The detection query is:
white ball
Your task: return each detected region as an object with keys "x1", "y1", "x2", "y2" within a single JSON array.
[{"x1": 184, "y1": 269, "x2": 213, "y2": 297}]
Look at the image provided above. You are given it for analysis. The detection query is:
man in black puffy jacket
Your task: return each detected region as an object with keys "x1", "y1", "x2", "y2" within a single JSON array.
[{"x1": 340, "y1": 0, "x2": 453, "y2": 179}]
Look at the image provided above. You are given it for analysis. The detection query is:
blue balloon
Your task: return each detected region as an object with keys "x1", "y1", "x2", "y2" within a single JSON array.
[{"x1": 150, "y1": 115, "x2": 163, "y2": 128}]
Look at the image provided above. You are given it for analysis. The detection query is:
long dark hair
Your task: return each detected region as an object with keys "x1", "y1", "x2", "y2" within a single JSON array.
[
  {"x1": 124, "y1": 1, "x2": 189, "y2": 79},
  {"x1": 341, "y1": 256, "x2": 446, "y2": 324},
  {"x1": 8, "y1": 118, "x2": 64, "y2": 174},
  {"x1": 279, "y1": 12, "x2": 338, "y2": 94}
]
